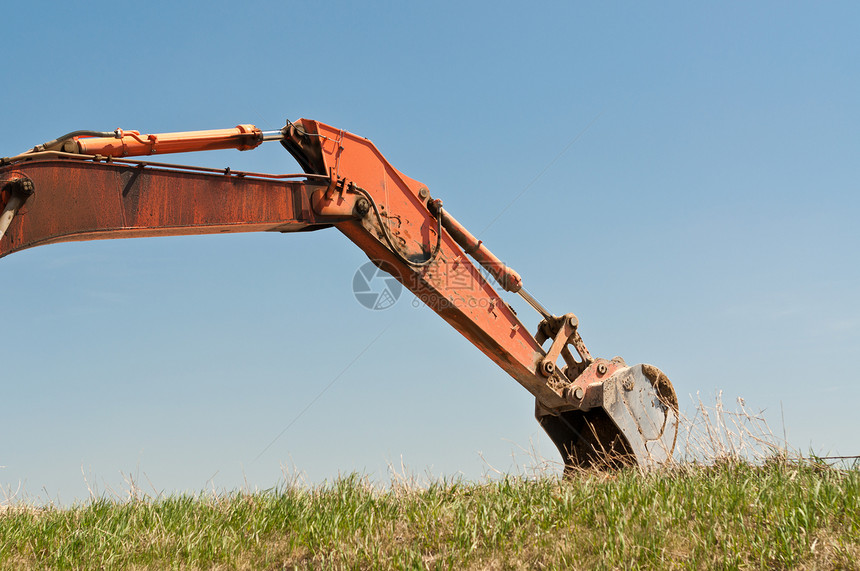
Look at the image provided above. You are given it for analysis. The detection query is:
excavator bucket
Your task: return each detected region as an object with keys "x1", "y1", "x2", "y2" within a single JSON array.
[{"x1": 537, "y1": 364, "x2": 679, "y2": 472}]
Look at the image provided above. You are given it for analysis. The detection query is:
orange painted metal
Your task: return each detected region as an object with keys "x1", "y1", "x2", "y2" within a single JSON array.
[
  {"x1": 428, "y1": 199, "x2": 522, "y2": 292},
  {"x1": 286, "y1": 119, "x2": 564, "y2": 408},
  {"x1": 0, "y1": 159, "x2": 339, "y2": 258},
  {"x1": 70, "y1": 125, "x2": 264, "y2": 157}
]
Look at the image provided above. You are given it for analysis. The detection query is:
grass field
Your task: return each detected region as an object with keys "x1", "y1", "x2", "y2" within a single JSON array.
[{"x1": 1, "y1": 458, "x2": 858, "y2": 570}]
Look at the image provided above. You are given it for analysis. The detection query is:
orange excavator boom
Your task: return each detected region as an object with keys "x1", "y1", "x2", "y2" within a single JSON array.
[{"x1": 0, "y1": 119, "x2": 679, "y2": 472}]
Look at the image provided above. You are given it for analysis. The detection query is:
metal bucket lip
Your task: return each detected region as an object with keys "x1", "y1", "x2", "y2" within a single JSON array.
[{"x1": 537, "y1": 363, "x2": 679, "y2": 472}]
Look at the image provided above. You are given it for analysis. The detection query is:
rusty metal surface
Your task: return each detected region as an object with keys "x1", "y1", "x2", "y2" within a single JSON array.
[
  {"x1": 0, "y1": 158, "x2": 336, "y2": 259},
  {"x1": 535, "y1": 313, "x2": 591, "y2": 378}
]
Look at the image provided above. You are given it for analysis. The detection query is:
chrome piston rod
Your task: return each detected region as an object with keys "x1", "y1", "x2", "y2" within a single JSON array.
[
  {"x1": 517, "y1": 287, "x2": 552, "y2": 320},
  {"x1": 0, "y1": 178, "x2": 35, "y2": 242},
  {"x1": 0, "y1": 193, "x2": 25, "y2": 242}
]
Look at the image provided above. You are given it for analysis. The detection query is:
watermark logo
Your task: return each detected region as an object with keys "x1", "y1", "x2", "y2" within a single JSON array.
[{"x1": 352, "y1": 261, "x2": 403, "y2": 310}]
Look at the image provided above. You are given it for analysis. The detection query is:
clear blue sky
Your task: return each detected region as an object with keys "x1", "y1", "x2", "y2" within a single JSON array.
[{"x1": 2, "y1": 2, "x2": 858, "y2": 504}]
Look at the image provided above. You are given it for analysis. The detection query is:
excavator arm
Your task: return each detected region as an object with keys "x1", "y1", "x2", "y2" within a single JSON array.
[{"x1": 0, "y1": 119, "x2": 678, "y2": 472}]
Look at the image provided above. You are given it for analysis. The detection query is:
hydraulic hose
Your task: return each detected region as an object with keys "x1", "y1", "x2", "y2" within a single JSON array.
[{"x1": 30, "y1": 130, "x2": 119, "y2": 153}]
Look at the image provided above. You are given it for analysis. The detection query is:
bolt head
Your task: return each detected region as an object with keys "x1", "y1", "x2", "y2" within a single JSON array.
[
  {"x1": 567, "y1": 315, "x2": 578, "y2": 328},
  {"x1": 596, "y1": 363, "x2": 608, "y2": 375},
  {"x1": 541, "y1": 360, "x2": 555, "y2": 376},
  {"x1": 418, "y1": 187, "x2": 429, "y2": 200},
  {"x1": 355, "y1": 198, "x2": 370, "y2": 217},
  {"x1": 573, "y1": 387, "x2": 584, "y2": 400}
]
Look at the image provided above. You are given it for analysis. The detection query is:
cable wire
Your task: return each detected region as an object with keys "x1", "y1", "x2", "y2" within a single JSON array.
[{"x1": 351, "y1": 185, "x2": 443, "y2": 268}]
